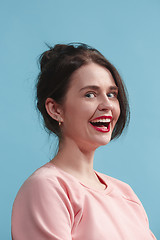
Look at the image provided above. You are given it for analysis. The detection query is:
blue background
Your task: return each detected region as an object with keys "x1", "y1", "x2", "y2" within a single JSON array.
[{"x1": 1, "y1": 0, "x2": 159, "y2": 239}]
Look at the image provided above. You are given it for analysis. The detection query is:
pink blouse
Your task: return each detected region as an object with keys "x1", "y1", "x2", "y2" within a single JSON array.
[{"x1": 12, "y1": 162, "x2": 156, "y2": 240}]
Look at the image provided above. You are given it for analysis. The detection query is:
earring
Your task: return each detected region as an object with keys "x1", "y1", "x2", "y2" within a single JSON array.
[{"x1": 59, "y1": 121, "x2": 61, "y2": 126}]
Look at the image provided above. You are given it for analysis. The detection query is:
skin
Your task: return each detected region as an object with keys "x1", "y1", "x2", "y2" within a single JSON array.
[{"x1": 45, "y1": 63, "x2": 120, "y2": 190}]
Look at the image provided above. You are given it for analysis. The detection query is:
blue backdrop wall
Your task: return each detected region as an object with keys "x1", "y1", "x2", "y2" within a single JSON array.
[{"x1": 1, "y1": 0, "x2": 160, "y2": 239}]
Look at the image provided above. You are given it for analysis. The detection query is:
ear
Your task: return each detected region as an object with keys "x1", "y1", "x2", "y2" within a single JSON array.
[{"x1": 45, "y1": 98, "x2": 64, "y2": 123}]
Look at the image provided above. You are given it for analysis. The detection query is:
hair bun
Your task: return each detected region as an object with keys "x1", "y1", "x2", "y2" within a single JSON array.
[
  {"x1": 39, "y1": 43, "x2": 82, "y2": 71},
  {"x1": 40, "y1": 49, "x2": 54, "y2": 71}
]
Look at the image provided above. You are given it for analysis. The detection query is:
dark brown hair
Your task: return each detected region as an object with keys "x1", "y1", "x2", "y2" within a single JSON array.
[{"x1": 36, "y1": 43, "x2": 130, "y2": 140}]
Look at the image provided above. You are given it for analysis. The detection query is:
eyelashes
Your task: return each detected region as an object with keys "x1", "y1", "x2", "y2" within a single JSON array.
[
  {"x1": 85, "y1": 92, "x2": 96, "y2": 98},
  {"x1": 107, "y1": 92, "x2": 118, "y2": 98},
  {"x1": 85, "y1": 91, "x2": 118, "y2": 99}
]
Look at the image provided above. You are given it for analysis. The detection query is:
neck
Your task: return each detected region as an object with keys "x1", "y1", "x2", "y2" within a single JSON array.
[{"x1": 51, "y1": 137, "x2": 96, "y2": 178}]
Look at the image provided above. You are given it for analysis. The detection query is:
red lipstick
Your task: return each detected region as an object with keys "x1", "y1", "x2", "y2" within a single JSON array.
[
  {"x1": 89, "y1": 123, "x2": 111, "y2": 132},
  {"x1": 89, "y1": 116, "x2": 112, "y2": 133}
]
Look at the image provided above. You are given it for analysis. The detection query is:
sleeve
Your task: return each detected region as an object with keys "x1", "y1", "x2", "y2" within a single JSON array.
[
  {"x1": 123, "y1": 183, "x2": 157, "y2": 240},
  {"x1": 11, "y1": 176, "x2": 74, "y2": 240},
  {"x1": 138, "y1": 202, "x2": 157, "y2": 240}
]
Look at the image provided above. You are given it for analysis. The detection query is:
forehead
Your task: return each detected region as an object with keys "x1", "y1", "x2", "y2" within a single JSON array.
[{"x1": 69, "y1": 63, "x2": 116, "y2": 89}]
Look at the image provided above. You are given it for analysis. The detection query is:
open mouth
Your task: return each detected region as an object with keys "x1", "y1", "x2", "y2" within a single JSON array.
[
  {"x1": 90, "y1": 121, "x2": 109, "y2": 128},
  {"x1": 89, "y1": 117, "x2": 111, "y2": 133}
]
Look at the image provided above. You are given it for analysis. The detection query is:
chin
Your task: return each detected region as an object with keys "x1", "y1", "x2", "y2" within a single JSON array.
[
  {"x1": 89, "y1": 135, "x2": 112, "y2": 150},
  {"x1": 88, "y1": 125, "x2": 114, "y2": 148},
  {"x1": 97, "y1": 138, "x2": 111, "y2": 147}
]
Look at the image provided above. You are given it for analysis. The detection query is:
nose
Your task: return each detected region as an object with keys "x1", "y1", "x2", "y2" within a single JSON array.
[{"x1": 98, "y1": 95, "x2": 113, "y2": 111}]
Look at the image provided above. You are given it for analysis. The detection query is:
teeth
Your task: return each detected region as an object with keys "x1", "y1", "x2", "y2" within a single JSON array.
[{"x1": 91, "y1": 118, "x2": 111, "y2": 123}]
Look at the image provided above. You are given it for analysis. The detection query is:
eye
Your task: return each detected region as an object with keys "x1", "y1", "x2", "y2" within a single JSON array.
[
  {"x1": 107, "y1": 92, "x2": 118, "y2": 98},
  {"x1": 85, "y1": 92, "x2": 96, "y2": 98}
]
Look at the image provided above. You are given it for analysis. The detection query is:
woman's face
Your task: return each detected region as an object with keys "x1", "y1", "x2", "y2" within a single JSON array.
[{"x1": 60, "y1": 63, "x2": 120, "y2": 150}]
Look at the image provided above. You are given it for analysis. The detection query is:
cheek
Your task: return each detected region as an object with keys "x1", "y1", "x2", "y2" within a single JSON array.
[
  {"x1": 62, "y1": 102, "x2": 89, "y2": 128},
  {"x1": 64, "y1": 100, "x2": 94, "y2": 120},
  {"x1": 117, "y1": 104, "x2": 121, "y2": 119},
  {"x1": 113, "y1": 101, "x2": 121, "y2": 122}
]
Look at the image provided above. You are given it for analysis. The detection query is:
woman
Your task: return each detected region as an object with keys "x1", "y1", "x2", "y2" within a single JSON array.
[{"x1": 11, "y1": 43, "x2": 156, "y2": 239}]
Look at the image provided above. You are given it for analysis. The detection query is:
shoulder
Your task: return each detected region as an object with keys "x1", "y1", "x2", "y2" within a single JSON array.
[
  {"x1": 19, "y1": 162, "x2": 80, "y2": 193},
  {"x1": 12, "y1": 163, "x2": 80, "y2": 239},
  {"x1": 14, "y1": 162, "x2": 85, "y2": 208}
]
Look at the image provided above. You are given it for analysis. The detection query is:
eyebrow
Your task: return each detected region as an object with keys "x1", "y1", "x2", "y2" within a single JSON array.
[{"x1": 79, "y1": 85, "x2": 118, "y2": 92}]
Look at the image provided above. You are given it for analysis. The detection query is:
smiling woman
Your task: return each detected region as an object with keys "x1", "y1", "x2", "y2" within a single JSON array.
[
  {"x1": 54, "y1": 63, "x2": 121, "y2": 149},
  {"x1": 11, "y1": 43, "x2": 156, "y2": 240}
]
